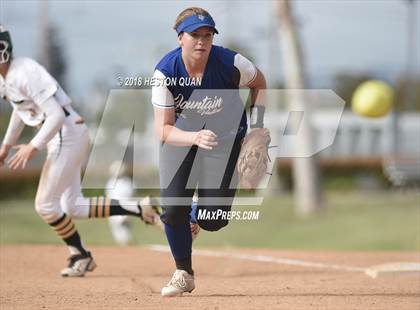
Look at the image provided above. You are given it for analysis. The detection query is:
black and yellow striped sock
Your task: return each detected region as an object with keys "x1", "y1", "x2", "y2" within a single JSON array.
[
  {"x1": 48, "y1": 214, "x2": 87, "y2": 256},
  {"x1": 88, "y1": 196, "x2": 140, "y2": 218}
]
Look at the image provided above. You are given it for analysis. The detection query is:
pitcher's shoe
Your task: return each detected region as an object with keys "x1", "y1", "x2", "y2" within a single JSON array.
[
  {"x1": 61, "y1": 252, "x2": 97, "y2": 277},
  {"x1": 161, "y1": 269, "x2": 195, "y2": 297},
  {"x1": 139, "y1": 196, "x2": 163, "y2": 229}
]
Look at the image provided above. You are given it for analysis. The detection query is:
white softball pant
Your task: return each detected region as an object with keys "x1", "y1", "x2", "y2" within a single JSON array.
[{"x1": 34, "y1": 108, "x2": 91, "y2": 223}]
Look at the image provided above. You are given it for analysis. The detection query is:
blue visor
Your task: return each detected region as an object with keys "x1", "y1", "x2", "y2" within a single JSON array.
[{"x1": 176, "y1": 14, "x2": 219, "y2": 35}]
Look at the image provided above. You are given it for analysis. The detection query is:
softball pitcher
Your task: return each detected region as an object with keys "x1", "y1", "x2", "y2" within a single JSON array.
[
  {"x1": 0, "y1": 25, "x2": 161, "y2": 277},
  {"x1": 152, "y1": 7, "x2": 267, "y2": 296}
]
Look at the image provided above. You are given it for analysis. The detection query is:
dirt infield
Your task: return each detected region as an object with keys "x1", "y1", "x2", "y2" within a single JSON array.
[{"x1": 0, "y1": 245, "x2": 419, "y2": 310}]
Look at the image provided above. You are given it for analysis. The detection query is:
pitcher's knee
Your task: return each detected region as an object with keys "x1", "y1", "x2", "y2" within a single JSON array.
[
  {"x1": 196, "y1": 206, "x2": 231, "y2": 231},
  {"x1": 160, "y1": 206, "x2": 191, "y2": 227},
  {"x1": 197, "y1": 218, "x2": 229, "y2": 232}
]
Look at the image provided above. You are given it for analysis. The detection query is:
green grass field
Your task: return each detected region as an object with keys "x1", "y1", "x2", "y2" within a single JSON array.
[{"x1": 0, "y1": 191, "x2": 418, "y2": 251}]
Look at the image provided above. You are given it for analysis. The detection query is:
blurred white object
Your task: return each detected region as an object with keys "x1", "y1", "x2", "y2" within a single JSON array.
[
  {"x1": 106, "y1": 174, "x2": 134, "y2": 245},
  {"x1": 108, "y1": 215, "x2": 132, "y2": 245}
]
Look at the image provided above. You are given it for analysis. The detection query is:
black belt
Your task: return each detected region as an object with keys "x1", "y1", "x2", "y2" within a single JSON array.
[{"x1": 62, "y1": 106, "x2": 70, "y2": 116}]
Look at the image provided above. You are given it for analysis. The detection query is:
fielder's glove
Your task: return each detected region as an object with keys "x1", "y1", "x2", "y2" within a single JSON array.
[{"x1": 237, "y1": 128, "x2": 271, "y2": 190}]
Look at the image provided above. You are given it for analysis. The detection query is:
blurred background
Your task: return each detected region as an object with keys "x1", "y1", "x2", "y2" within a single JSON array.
[{"x1": 0, "y1": 0, "x2": 418, "y2": 250}]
